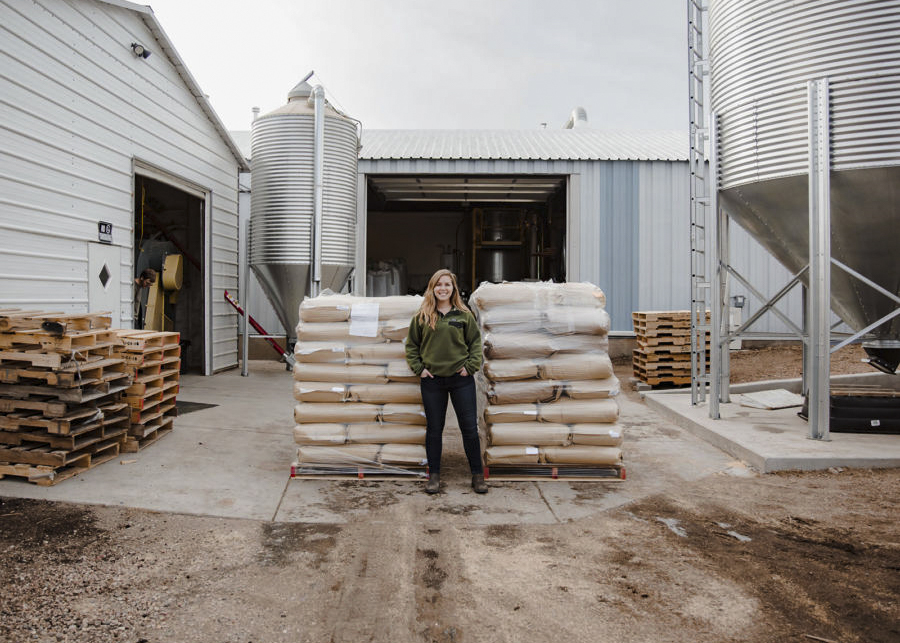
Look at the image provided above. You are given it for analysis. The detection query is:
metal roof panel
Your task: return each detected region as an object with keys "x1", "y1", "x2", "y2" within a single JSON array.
[{"x1": 359, "y1": 129, "x2": 688, "y2": 162}]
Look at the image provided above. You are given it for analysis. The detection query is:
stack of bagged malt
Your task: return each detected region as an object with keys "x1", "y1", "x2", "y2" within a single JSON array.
[
  {"x1": 291, "y1": 293, "x2": 430, "y2": 475},
  {"x1": 470, "y1": 282, "x2": 623, "y2": 471}
]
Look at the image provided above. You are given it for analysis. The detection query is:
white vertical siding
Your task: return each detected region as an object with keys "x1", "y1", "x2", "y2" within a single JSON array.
[{"x1": 0, "y1": 0, "x2": 242, "y2": 372}]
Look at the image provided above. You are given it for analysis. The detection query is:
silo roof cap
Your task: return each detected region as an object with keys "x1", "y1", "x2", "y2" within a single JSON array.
[{"x1": 288, "y1": 80, "x2": 314, "y2": 101}]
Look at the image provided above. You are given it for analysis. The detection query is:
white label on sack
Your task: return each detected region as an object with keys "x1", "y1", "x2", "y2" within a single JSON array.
[
  {"x1": 337, "y1": 305, "x2": 350, "y2": 311},
  {"x1": 419, "y1": 458, "x2": 428, "y2": 465},
  {"x1": 419, "y1": 411, "x2": 426, "y2": 416},
  {"x1": 524, "y1": 410, "x2": 538, "y2": 415},
  {"x1": 872, "y1": 419, "x2": 881, "y2": 427},
  {"x1": 610, "y1": 388, "x2": 620, "y2": 396},
  {"x1": 525, "y1": 447, "x2": 539, "y2": 455},
  {"x1": 331, "y1": 387, "x2": 344, "y2": 393},
  {"x1": 349, "y1": 303, "x2": 380, "y2": 337},
  {"x1": 610, "y1": 431, "x2": 621, "y2": 439},
  {"x1": 332, "y1": 346, "x2": 344, "y2": 352},
  {"x1": 299, "y1": 387, "x2": 312, "y2": 394}
]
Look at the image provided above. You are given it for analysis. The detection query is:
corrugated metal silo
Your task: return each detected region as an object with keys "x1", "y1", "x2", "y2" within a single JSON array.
[
  {"x1": 250, "y1": 80, "x2": 359, "y2": 336},
  {"x1": 709, "y1": 0, "x2": 900, "y2": 365}
]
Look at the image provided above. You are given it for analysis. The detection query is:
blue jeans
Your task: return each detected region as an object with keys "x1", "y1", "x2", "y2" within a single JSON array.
[{"x1": 420, "y1": 373, "x2": 483, "y2": 476}]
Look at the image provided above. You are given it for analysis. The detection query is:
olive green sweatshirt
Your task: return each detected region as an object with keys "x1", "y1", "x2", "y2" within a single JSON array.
[{"x1": 405, "y1": 308, "x2": 482, "y2": 377}]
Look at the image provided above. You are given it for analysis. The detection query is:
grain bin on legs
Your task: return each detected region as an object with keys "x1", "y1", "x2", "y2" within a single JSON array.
[
  {"x1": 709, "y1": 0, "x2": 900, "y2": 372},
  {"x1": 250, "y1": 79, "x2": 359, "y2": 338}
]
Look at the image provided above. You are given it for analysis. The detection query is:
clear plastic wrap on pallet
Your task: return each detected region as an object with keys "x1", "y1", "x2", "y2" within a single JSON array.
[
  {"x1": 469, "y1": 281, "x2": 623, "y2": 472},
  {"x1": 291, "y1": 292, "x2": 428, "y2": 475}
]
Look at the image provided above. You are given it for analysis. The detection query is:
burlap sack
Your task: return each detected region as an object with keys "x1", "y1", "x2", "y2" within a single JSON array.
[
  {"x1": 293, "y1": 381, "x2": 348, "y2": 403},
  {"x1": 489, "y1": 422, "x2": 570, "y2": 446},
  {"x1": 545, "y1": 282, "x2": 606, "y2": 309},
  {"x1": 484, "y1": 403, "x2": 540, "y2": 423},
  {"x1": 548, "y1": 334, "x2": 609, "y2": 354},
  {"x1": 294, "y1": 341, "x2": 348, "y2": 363},
  {"x1": 299, "y1": 295, "x2": 358, "y2": 322},
  {"x1": 347, "y1": 342, "x2": 407, "y2": 365},
  {"x1": 563, "y1": 377, "x2": 620, "y2": 400},
  {"x1": 484, "y1": 445, "x2": 542, "y2": 465},
  {"x1": 538, "y1": 399, "x2": 619, "y2": 424},
  {"x1": 543, "y1": 307, "x2": 610, "y2": 335},
  {"x1": 348, "y1": 383, "x2": 422, "y2": 404},
  {"x1": 293, "y1": 423, "x2": 347, "y2": 445},
  {"x1": 381, "y1": 318, "x2": 411, "y2": 341},
  {"x1": 538, "y1": 353, "x2": 613, "y2": 380},
  {"x1": 541, "y1": 445, "x2": 622, "y2": 465},
  {"x1": 296, "y1": 444, "x2": 380, "y2": 465},
  {"x1": 488, "y1": 380, "x2": 560, "y2": 404},
  {"x1": 297, "y1": 322, "x2": 385, "y2": 344},
  {"x1": 483, "y1": 332, "x2": 556, "y2": 359},
  {"x1": 470, "y1": 282, "x2": 539, "y2": 310},
  {"x1": 346, "y1": 423, "x2": 426, "y2": 445},
  {"x1": 570, "y1": 424, "x2": 624, "y2": 446},
  {"x1": 293, "y1": 402, "x2": 380, "y2": 424},
  {"x1": 479, "y1": 307, "x2": 543, "y2": 333},
  {"x1": 381, "y1": 403, "x2": 427, "y2": 425},
  {"x1": 483, "y1": 358, "x2": 539, "y2": 382},
  {"x1": 386, "y1": 360, "x2": 420, "y2": 383},
  {"x1": 379, "y1": 443, "x2": 428, "y2": 465},
  {"x1": 293, "y1": 363, "x2": 388, "y2": 384}
]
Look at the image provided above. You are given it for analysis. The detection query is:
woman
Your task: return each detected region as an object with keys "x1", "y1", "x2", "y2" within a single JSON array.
[{"x1": 406, "y1": 269, "x2": 487, "y2": 494}]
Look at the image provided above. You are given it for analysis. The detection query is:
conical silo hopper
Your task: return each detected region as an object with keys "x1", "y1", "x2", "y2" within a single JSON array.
[
  {"x1": 709, "y1": 0, "x2": 900, "y2": 371},
  {"x1": 250, "y1": 80, "x2": 359, "y2": 337}
]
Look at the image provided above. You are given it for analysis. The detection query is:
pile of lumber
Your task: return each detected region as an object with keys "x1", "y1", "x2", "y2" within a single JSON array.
[
  {"x1": 0, "y1": 309, "x2": 131, "y2": 485},
  {"x1": 470, "y1": 282, "x2": 625, "y2": 481},
  {"x1": 632, "y1": 310, "x2": 709, "y2": 387},
  {"x1": 114, "y1": 330, "x2": 181, "y2": 452},
  {"x1": 291, "y1": 294, "x2": 430, "y2": 478}
]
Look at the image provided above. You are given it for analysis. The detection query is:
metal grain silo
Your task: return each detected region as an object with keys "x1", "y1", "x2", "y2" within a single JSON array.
[
  {"x1": 249, "y1": 79, "x2": 359, "y2": 336},
  {"x1": 709, "y1": 0, "x2": 900, "y2": 368}
]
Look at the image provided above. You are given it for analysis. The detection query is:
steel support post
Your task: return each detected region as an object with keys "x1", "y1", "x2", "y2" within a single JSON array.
[
  {"x1": 807, "y1": 79, "x2": 831, "y2": 440},
  {"x1": 708, "y1": 113, "x2": 724, "y2": 418},
  {"x1": 241, "y1": 218, "x2": 250, "y2": 377}
]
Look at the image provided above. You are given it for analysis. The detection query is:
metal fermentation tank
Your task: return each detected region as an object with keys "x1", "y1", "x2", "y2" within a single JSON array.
[
  {"x1": 249, "y1": 80, "x2": 359, "y2": 337},
  {"x1": 709, "y1": 0, "x2": 900, "y2": 368}
]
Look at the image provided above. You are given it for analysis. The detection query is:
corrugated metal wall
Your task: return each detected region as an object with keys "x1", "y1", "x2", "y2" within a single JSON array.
[{"x1": 0, "y1": 0, "x2": 241, "y2": 372}]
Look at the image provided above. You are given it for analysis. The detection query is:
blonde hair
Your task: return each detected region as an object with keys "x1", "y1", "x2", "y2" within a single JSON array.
[{"x1": 417, "y1": 269, "x2": 470, "y2": 329}]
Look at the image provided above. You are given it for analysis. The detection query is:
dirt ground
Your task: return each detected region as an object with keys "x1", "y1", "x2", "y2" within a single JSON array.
[
  {"x1": 726, "y1": 343, "x2": 872, "y2": 384},
  {"x1": 1, "y1": 348, "x2": 898, "y2": 643}
]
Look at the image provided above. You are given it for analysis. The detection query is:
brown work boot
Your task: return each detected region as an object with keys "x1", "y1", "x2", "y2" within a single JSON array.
[
  {"x1": 425, "y1": 473, "x2": 440, "y2": 494},
  {"x1": 472, "y1": 473, "x2": 488, "y2": 494}
]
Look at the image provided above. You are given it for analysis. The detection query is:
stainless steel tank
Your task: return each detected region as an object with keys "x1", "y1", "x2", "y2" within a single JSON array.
[
  {"x1": 709, "y1": 0, "x2": 900, "y2": 367},
  {"x1": 250, "y1": 80, "x2": 359, "y2": 336}
]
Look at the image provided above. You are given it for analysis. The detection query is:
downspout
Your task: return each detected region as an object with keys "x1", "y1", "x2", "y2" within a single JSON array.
[{"x1": 309, "y1": 85, "x2": 325, "y2": 297}]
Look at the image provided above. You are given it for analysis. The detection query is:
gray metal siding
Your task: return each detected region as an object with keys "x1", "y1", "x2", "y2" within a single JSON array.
[{"x1": 0, "y1": 0, "x2": 241, "y2": 372}]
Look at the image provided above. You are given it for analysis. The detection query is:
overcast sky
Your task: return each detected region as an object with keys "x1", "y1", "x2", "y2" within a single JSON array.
[{"x1": 145, "y1": 0, "x2": 687, "y2": 133}]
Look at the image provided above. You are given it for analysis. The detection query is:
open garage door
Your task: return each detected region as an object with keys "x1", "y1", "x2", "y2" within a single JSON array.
[{"x1": 365, "y1": 175, "x2": 567, "y2": 297}]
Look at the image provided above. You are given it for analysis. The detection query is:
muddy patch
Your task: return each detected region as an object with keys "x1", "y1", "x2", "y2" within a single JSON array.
[
  {"x1": 484, "y1": 524, "x2": 523, "y2": 548},
  {"x1": 324, "y1": 481, "x2": 403, "y2": 512},
  {"x1": 0, "y1": 498, "x2": 108, "y2": 564},
  {"x1": 626, "y1": 496, "x2": 900, "y2": 643},
  {"x1": 415, "y1": 545, "x2": 458, "y2": 642},
  {"x1": 258, "y1": 522, "x2": 341, "y2": 567}
]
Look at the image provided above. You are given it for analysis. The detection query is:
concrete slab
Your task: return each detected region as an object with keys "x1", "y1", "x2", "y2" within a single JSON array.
[{"x1": 644, "y1": 388, "x2": 900, "y2": 473}]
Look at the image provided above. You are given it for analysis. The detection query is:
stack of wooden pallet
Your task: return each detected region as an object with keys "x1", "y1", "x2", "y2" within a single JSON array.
[
  {"x1": 632, "y1": 310, "x2": 709, "y2": 386},
  {"x1": 0, "y1": 309, "x2": 132, "y2": 485},
  {"x1": 114, "y1": 330, "x2": 181, "y2": 452}
]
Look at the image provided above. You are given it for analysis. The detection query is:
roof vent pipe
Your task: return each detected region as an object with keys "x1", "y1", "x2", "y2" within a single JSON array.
[
  {"x1": 564, "y1": 107, "x2": 589, "y2": 129},
  {"x1": 308, "y1": 84, "x2": 325, "y2": 297},
  {"x1": 251, "y1": 106, "x2": 260, "y2": 121}
]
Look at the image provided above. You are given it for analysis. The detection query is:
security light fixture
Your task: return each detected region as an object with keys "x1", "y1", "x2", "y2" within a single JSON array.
[{"x1": 131, "y1": 43, "x2": 151, "y2": 59}]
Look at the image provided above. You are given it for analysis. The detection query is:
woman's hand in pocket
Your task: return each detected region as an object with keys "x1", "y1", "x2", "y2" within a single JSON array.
[
  {"x1": 458, "y1": 367, "x2": 468, "y2": 377},
  {"x1": 421, "y1": 368, "x2": 434, "y2": 379}
]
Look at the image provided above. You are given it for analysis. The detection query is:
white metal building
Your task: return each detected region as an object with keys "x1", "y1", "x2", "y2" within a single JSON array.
[{"x1": 0, "y1": 0, "x2": 249, "y2": 374}]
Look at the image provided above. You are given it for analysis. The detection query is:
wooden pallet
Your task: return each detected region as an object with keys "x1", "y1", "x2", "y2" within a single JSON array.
[
  {"x1": 0, "y1": 381, "x2": 129, "y2": 404},
  {"x1": 0, "y1": 430, "x2": 125, "y2": 468},
  {"x1": 115, "y1": 330, "x2": 180, "y2": 351},
  {"x1": 122, "y1": 417, "x2": 175, "y2": 453},
  {"x1": 290, "y1": 463, "x2": 428, "y2": 480},
  {"x1": 0, "y1": 405, "x2": 104, "y2": 435},
  {"x1": 0, "y1": 439, "x2": 121, "y2": 486},
  {"x1": 483, "y1": 464, "x2": 625, "y2": 481},
  {"x1": 633, "y1": 350, "x2": 694, "y2": 365},
  {"x1": 0, "y1": 310, "x2": 111, "y2": 332},
  {"x1": 0, "y1": 357, "x2": 128, "y2": 387}
]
